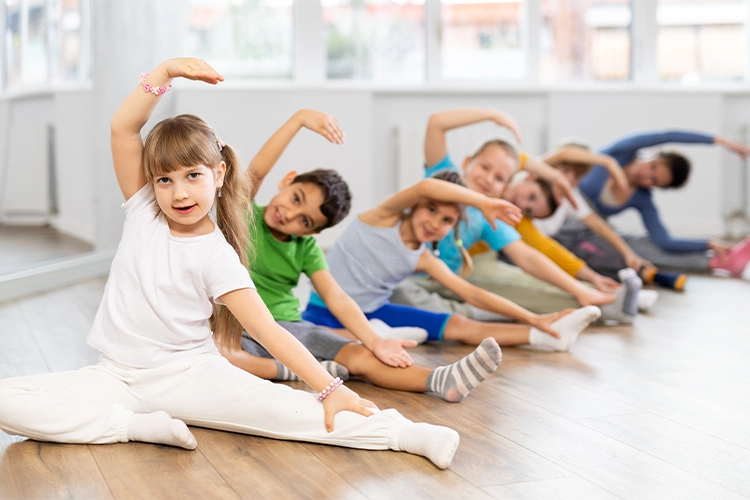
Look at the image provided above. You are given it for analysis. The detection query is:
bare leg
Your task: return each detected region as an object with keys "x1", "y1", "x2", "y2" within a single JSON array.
[
  {"x1": 334, "y1": 344, "x2": 430, "y2": 392},
  {"x1": 221, "y1": 349, "x2": 279, "y2": 380},
  {"x1": 442, "y1": 314, "x2": 530, "y2": 346}
]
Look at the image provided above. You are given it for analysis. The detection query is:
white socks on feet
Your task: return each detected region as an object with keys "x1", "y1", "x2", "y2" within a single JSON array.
[
  {"x1": 127, "y1": 411, "x2": 197, "y2": 450},
  {"x1": 368, "y1": 318, "x2": 428, "y2": 344},
  {"x1": 599, "y1": 268, "x2": 642, "y2": 324},
  {"x1": 528, "y1": 306, "x2": 601, "y2": 351},
  {"x1": 398, "y1": 422, "x2": 460, "y2": 469},
  {"x1": 426, "y1": 338, "x2": 502, "y2": 402},
  {"x1": 638, "y1": 289, "x2": 658, "y2": 312},
  {"x1": 275, "y1": 360, "x2": 350, "y2": 381}
]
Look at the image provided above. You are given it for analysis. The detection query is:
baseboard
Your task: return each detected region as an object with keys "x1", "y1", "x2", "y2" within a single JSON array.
[{"x1": 0, "y1": 250, "x2": 115, "y2": 303}]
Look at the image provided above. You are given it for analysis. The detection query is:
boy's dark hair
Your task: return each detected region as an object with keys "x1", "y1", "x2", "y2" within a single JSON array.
[
  {"x1": 292, "y1": 168, "x2": 352, "y2": 230},
  {"x1": 534, "y1": 177, "x2": 559, "y2": 217},
  {"x1": 431, "y1": 168, "x2": 467, "y2": 188},
  {"x1": 658, "y1": 151, "x2": 691, "y2": 188}
]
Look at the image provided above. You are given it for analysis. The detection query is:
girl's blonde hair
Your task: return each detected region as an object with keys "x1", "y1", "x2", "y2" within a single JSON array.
[
  {"x1": 469, "y1": 138, "x2": 519, "y2": 164},
  {"x1": 428, "y1": 170, "x2": 473, "y2": 278},
  {"x1": 142, "y1": 114, "x2": 253, "y2": 350}
]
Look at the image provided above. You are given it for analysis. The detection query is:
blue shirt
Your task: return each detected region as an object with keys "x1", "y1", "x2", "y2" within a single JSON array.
[
  {"x1": 578, "y1": 130, "x2": 714, "y2": 253},
  {"x1": 425, "y1": 155, "x2": 520, "y2": 273}
]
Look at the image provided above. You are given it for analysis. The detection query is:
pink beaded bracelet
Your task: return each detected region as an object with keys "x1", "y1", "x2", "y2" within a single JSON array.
[
  {"x1": 317, "y1": 377, "x2": 343, "y2": 401},
  {"x1": 139, "y1": 72, "x2": 172, "y2": 96}
]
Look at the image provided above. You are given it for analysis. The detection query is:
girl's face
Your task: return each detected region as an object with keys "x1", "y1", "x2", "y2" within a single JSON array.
[
  {"x1": 409, "y1": 200, "x2": 461, "y2": 243},
  {"x1": 153, "y1": 163, "x2": 225, "y2": 234},
  {"x1": 505, "y1": 177, "x2": 552, "y2": 218},
  {"x1": 462, "y1": 144, "x2": 517, "y2": 198}
]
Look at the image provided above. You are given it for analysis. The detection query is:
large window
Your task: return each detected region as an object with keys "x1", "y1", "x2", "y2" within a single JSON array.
[
  {"x1": 186, "y1": 0, "x2": 294, "y2": 79},
  {"x1": 540, "y1": 0, "x2": 632, "y2": 82},
  {"x1": 657, "y1": 0, "x2": 746, "y2": 83},
  {"x1": 323, "y1": 0, "x2": 425, "y2": 82},
  {"x1": 3, "y1": 0, "x2": 89, "y2": 90},
  {"x1": 441, "y1": 0, "x2": 525, "y2": 79}
]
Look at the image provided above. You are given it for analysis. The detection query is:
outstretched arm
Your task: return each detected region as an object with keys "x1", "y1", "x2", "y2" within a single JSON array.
[
  {"x1": 220, "y1": 287, "x2": 376, "y2": 432},
  {"x1": 582, "y1": 212, "x2": 654, "y2": 273},
  {"x1": 111, "y1": 58, "x2": 223, "y2": 201},
  {"x1": 359, "y1": 178, "x2": 522, "y2": 229},
  {"x1": 543, "y1": 147, "x2": 628, "y2": 194},
  {"x1": 310, "y1": 270, "x2": 416, "y2": 368},
  {"x1": 424, "y1": 109, "x2": 523, "y2": 168},
  {"x1": 502, "y1": 240, "x2": 616, "y2": 307},
  {"x1": 417, "y1": 251, "x2": 569, "y2": 338},
  {"x1": 522, "y1": 155, "x2": 578, "y2": 209},
  {"x1": 248, "y1": 109, "x2": 344, "y2": 199}
]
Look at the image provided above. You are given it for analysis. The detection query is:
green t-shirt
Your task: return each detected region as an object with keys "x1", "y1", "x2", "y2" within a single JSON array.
[{"x1": 248, "y1": 203, "x2": 329, "y2": 322}]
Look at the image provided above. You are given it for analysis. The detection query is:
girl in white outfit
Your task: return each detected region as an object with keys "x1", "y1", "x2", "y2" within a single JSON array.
[{"x1": 0, "y1": 58, "x2": 459, "y2": 469}]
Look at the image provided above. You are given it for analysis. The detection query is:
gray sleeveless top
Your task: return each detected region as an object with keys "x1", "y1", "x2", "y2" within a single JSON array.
[{"x1": 325, "y1": 217, "x2": 424, "y2": 312}]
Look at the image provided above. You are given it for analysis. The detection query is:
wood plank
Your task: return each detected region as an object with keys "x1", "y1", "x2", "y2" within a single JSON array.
[
  {"x1": 482, "y1": 477, "x2": 620, "y2": 500},
  {"x1": 191, "y1": 427, "x2": 367, "y2": 500},
  {"x1": 0, "y1": 440, "x2": 113, "y2": 500},
  {"x1": 579, "y1": 412, "x2": 750, "y2": 496},
  {"x1": 89, "y1": 442, "x2": 239, "y2": 500}
]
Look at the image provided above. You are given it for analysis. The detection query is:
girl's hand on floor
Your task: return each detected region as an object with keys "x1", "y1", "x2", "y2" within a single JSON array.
[
  {"x1": 372, "y1": 339, "x2": 417, "y2": 368},
  {"x1": 296, "y1": 110, "x2": 345, "y2": 144},
  {"x1": 482, "y1": 199, "x2": 523, "y2": 229},
  {"x1": 576, "y1": 287, "x2": 616, "y2": 307},
  {"x1": 591, "y1": 274, "x2": 621, "y2": 294},
  {"x1": 322, "y1": 385, "x2": 377, "y2": 432},
  {"x1": 163, "y1": 58, "x2": 224, "y2": 84},
  {"x1": 531, "y1": 310, "x2": 574, "y2": 338}
]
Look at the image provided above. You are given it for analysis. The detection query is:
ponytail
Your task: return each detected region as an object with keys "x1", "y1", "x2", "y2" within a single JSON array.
[{"x1": 210, "y1": 143, "x2": 253, "y2": 351}]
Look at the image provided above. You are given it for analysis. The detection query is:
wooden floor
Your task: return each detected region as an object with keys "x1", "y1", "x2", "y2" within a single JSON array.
[
  {"x1": 1, "y1": 275, "x2": 749, "y2": 499},
  {"x1": 0, "y1": 226, "x2": 93, "y2": 275}
]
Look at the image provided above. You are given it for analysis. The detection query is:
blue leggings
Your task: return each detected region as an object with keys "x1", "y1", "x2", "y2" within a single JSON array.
[{"x1": 301, "y1": 302, "x2": 452, "y2": 342}]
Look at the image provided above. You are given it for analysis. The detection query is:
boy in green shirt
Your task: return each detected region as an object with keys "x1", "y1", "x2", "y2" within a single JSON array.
[{"x1": 220, "y1": 109, "x2": 502, "y2": 402}]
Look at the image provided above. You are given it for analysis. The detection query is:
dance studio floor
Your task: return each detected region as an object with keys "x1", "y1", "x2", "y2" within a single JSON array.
[{"x1": 0, "y1": 274, "x2": 748, "y2": 499}]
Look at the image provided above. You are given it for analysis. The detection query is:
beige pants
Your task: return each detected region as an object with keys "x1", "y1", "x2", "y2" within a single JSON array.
[{"x1": 391, "y1": 252, "x2": 580, "y2": 316}]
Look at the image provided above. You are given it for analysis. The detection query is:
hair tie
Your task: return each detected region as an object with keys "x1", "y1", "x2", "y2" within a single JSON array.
[{"x1": 216, "y1": 138, "x2": 225, "y2": 151}]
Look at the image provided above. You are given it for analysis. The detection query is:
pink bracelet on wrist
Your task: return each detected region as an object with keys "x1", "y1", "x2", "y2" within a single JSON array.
[
  {"x1": 317, "y1": 377, "x2": 343, "y2": 401},
  {"x1": 139, "y1": 72, "x2": 172, "y2": 96}
]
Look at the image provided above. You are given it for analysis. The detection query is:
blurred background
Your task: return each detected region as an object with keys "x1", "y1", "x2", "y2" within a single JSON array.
[{"x1": 0, "y1": 0, "x2": 749, "y2": 300}]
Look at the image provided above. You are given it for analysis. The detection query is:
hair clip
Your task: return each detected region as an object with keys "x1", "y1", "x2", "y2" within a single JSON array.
[{"x1": 216, "y1": 138, "x2": 225, "y2": 151}]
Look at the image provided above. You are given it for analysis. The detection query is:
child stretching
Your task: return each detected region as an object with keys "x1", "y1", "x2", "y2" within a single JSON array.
[
  {"x1": 0, "y1": 58, "x2": 460, "y2": 470},
  {"x1": 218, "y1": 109, "x2": 502, "y2": 403},
  {"x1": 389, "y1": 109, "x2": 640, "y2": 323},
  {"x1": 301, "y1": 170, "x2": 602, "y2": 351}
]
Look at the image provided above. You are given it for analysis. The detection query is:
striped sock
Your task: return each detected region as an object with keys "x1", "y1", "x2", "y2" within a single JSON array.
[
  {"x1": 274, "y1": 360, "x2": 350, "y2": 382},
  {"x1": 426, "y1": 338, "x2": 502, "y2": 402},
  {"x1": 618, "y1": 268, "x2": 642, "y2": 317}
]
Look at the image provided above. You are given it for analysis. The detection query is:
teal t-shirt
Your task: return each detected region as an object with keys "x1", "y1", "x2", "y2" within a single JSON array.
[
  {"x1": 248, "y1": 203, "x2": 328, "y2": 322},
  {"x1": 425, "y1": 155, "x2": 521, "y2": 274}
]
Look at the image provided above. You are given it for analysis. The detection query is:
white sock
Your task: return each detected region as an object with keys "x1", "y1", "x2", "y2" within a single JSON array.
[
  {"x1": 468, "y1": 305, "x2": 511, "y2": 322},
  {"x1": 638, "y1": 289, "x2": 659, "y2": 312},
  {"x1": 527, "y1": 306, "x2": 601, "y2": 351},
  {"x1": 275, "y1": 360, "x2": 349, "y2": 381},
  {"x1": 398, "y1": 422, "x2": 460, "y2": 469},
  {"x1": 426, "y1": 338, "x2": 502, "y2": 402},
  {"x1": 368, "y1": 318, "x2": 428, "y2": 344},
  {"x1": 127, "y1": 411, "x2": 197, "y2": 450},
  {"x1": 599, "y1": 269, "x2": 642, "y2": 324}
]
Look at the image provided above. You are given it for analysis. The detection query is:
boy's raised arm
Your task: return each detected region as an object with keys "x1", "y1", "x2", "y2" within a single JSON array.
[
  {"x1": 248, "y1": 110, "x2": 344, "y2": 199},
  {"x1": 111, "y1": 58, "x2": 223, "y2": 201}
]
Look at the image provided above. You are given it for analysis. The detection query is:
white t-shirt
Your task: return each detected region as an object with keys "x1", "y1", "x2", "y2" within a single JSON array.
[
  {"x1": 533, "y1": 188, "x2": 592, "y2": 236},
  {"x1": 87, "y1": 184, "x2": 254, "y2": 368}
]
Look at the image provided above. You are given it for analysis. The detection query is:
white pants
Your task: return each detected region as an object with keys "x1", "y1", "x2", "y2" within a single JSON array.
[{"x1": 0, "y1": 351, "x2": 410, "y2": 450}]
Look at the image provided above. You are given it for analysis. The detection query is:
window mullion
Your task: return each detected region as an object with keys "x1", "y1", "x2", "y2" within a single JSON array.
[
  {"x1": 426, "y1": 0, "x2": 441, "y2": 84},
  {"x1": 632, "y1": 0, "x2": 657, "y2": 85},
  {"x1": 295, "y1": 0, "x2": 324, "y2": 84},
  {"x1": 525, "y1": 0, "x2": 540, "y2": 85}
]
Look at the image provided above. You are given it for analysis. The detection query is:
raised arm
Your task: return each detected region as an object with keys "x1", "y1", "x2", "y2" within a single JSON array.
[
  {"x1": 220, "y1": 287, "x2": 375, "y2": 432},
  {"x1": 543, "y1": 147, "x2": 628, "y2": 194},
  {"x1": 248, "y1": 110, "x2": 344, "y2": 199},
  {"x1": 359, "y1": 178, "x2": 522, "y2": 229},
  {"x1": 523, "y1": 155, "x2": 578, "y2": 209},
  {"x1": 424, "y1": 109, "x2": 522, "y2": 168},
  {"x1": 110, "y1": 58, "x2": 223, "y2": 201}
]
